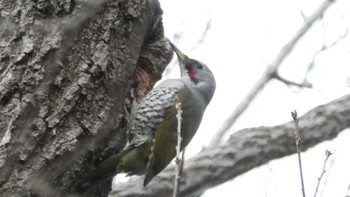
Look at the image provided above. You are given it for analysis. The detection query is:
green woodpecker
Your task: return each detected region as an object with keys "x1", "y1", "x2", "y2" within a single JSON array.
[{"x1": 90, "y1": 41, "x2": 216, "y2": 187}]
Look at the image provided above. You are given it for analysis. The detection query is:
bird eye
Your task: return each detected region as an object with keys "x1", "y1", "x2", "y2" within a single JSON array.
[{"x1": 197, "y1": 64, "x2": 203, "y2": 69}]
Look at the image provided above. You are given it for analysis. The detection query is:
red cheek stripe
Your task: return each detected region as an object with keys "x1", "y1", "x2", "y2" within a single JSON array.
[{"x1": 188, "y1": 69, "x2": 195, "y2": 78}]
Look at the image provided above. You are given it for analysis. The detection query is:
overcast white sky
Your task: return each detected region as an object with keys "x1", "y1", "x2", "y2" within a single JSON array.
[{"x1": 159, "y1": 0, "x2": 350, "y2": 196}]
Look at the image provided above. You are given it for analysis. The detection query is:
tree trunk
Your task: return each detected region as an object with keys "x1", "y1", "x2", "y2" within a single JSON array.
[{"x1": 0, "y1": 0, "x2": 172, "y2": 196}]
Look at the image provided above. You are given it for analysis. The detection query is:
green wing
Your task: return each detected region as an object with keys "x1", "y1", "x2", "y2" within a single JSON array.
[{"x1": 143, "y1": 82, "x2": 193, "y2": 186}]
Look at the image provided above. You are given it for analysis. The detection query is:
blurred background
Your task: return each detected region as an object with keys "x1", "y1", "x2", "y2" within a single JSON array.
[{"x1": 158, "y1": 0, "x2": 350, "y2": 196}]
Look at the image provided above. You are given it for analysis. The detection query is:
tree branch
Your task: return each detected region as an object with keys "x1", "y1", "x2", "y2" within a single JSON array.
[
  {"x1": 110, "y1": 93, "x2": 350, "y2": 197},
  {"x1": 209, "y1": 0, "x2": 336, "y2": 147},
  {"x1": 274, "y1": 74, "x2": 312, "y2": 88}
]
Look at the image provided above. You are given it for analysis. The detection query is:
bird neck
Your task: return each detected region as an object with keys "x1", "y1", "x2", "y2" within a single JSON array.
[{"x1": 182, "y1": 76, "x2": 216, "y2": 105}]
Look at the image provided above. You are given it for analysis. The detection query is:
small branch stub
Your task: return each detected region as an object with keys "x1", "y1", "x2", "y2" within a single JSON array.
[{"x1": 173, "y1": 102, "x2": 183, "y2": 197}]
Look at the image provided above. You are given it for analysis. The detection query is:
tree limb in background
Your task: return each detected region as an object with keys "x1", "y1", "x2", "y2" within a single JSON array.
[
  {"x1": 209, "y1": 0, "x2": 336, "y2": 147},
  {"x1": 109, "y1": 93, "x2": 350, "y2": 197}
]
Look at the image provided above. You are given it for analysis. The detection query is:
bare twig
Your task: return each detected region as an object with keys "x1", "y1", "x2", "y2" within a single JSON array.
[
  {"x1": 173, "y1": 102, "x2": 183, "y2": 197},
  {"x1": 303, "y1": 28, "x2": 349, "y2": 84},
  {"x1": 291, "y1": 110, "x2": 306, "y2": 197},
  {"x1": 209, "y1": 0, "x2": 336, "y2": 147},
  {"x1": 274, "y1": 74, "x2": 312, "y2": 88},
  {"x1": 314, "y1": 150, "x2": 333, "y2": 197}
]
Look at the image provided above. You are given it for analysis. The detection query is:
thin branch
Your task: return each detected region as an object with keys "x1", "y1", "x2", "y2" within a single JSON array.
[
  {"x1": 173, "y1": 102, "x2": 183, "y2": 197},
  {"x1": 274, "y1": 74, "x2": 313, "y2": 88},
  {"x1": 209, "y1": 0, "x2": 336, "y2": 147},
  {"x1": 303, "y1": 28, "x2": 349, "y2": 83},
  {"x1": 291, "y1": 110, "x2": 306, "y2": 197},
  {"x1": 314, "y1": 150, "x2": 333, "y2": 197}
]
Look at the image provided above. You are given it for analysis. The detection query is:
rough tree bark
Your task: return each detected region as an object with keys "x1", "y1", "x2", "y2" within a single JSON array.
[{"x1": 0, "y1": 0, "x2": 172, "y2": 196}]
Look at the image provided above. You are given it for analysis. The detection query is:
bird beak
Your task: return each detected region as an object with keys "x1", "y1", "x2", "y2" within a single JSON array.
[
  {"x1": 168, "y1": 40, "x2": 192, "y2": 77},
  {"x1": 168, "y1": 41, "x2": 189, "y2": 64}
]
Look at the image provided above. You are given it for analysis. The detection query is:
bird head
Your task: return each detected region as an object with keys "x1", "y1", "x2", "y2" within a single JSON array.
[{"x1": 168, "y1": 40, "x2": 216, "y2": 105}]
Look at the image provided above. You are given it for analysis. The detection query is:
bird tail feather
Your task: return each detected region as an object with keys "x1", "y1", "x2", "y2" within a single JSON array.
[
  {"x1": 143, "y1": 157, "x2": 160, "y2": 186},
  {"x1": 86, "y1": 148, "x2": 133, "y2": 187}
]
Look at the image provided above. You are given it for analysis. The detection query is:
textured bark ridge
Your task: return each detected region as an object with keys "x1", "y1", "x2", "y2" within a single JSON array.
[{"x1": 0, "y1": 0, "x2": 172, "y2": 196}]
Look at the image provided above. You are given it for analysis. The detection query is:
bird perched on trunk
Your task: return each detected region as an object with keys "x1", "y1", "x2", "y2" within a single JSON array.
[{"x1": 90, "y1": 40, "x2": 216, "y2": 187}]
